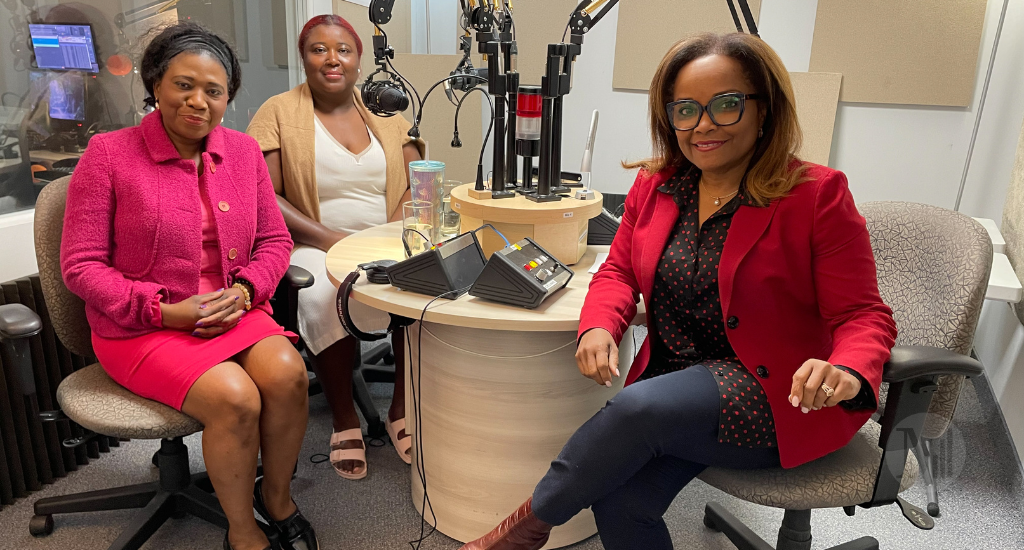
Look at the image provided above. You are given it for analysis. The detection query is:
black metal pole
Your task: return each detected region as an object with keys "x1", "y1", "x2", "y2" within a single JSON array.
[
  {"x1": 536, "y1": 96, "x2": 554, "y2": 198},
  {"x1": 506, "y1": 70, "x2": 519, "y2": 188}
]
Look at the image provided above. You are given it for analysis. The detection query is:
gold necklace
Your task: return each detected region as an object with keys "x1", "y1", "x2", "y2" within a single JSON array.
[{"x1": 700, "y1": 179, "x2": 739, "y2": 206}]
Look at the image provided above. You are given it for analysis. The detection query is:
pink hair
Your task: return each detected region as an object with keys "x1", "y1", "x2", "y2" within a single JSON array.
[{"x1": 298, "y1": 14, "x2": 363, "y2": 57}]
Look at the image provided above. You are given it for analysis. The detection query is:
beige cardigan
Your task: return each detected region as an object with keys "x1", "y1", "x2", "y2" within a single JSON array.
[{"x1": 246, "y1": 83, "x2": 424, "y2": 221}]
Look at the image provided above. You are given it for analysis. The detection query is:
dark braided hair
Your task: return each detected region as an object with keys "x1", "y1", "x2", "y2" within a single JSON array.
[{"x1": 140, "y1": 21, "x2": 241, "y2": 107}]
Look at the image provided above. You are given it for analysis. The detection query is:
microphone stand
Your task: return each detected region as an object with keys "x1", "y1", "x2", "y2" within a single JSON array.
[{"x1": 471, "y1": 2, "x2": 516, "y2": 199}]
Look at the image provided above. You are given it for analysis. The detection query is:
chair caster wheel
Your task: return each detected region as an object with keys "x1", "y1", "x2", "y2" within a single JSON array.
[
  {"x1": 30, "y1": 514, "x2": 54, "y2": 537},
  {"x1": 703, "y1": 513, "x2": 720, "y2": 532},
  {"x1": 927, "y1": 503, "x2": 939, "y2": 517}
]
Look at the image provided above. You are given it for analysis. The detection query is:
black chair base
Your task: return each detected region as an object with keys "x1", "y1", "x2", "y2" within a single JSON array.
[
  {"x1": 30, "y1": 436, "x2": 265, "y2": 550},
  {"x1": 354, "y1": 341, "x2": 396, "y2": 440},
  {"x1": 703, "y1": 503, "x2": 879, "y2": 550}
]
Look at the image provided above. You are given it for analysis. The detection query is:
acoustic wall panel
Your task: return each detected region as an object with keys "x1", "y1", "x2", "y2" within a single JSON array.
[
  {"x1": 334, "y1": 0, "x2": 413, "y2": 78},
  {"x1": 809, "y1": 0, "x2": 987, "y2": 106},
  {"x1": 392, "y1": 53, "x2": 483, "y2": 184},
  {"x1": 499, "y1": 0, "x2": 581, "y2": 88},
  {"x1": 613, "y1": 0, "x2": 762, "y2": 92},
  {"x1": 790, "y1": 72, "x2": 842, "y2": 166}
]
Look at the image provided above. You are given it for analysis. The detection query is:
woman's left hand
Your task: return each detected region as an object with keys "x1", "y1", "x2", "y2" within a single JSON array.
[
  {"x1": 789, "y1": 359, "x2": 861, "y2": 413},
  {"x1": 192, "y1": 288, "x2": 247, "y2": 337}
]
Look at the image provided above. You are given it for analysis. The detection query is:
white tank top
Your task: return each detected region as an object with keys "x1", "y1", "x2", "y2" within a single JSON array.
[{"x1": 314, "y1": 115, "x2": 388, "y2": 234}]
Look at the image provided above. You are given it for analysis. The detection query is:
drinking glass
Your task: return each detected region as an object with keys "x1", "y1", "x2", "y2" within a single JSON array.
[
  {"x1": 439, "y1": 180, "x2": 462, "y2": 240},
  {"x1": 408, "y1": 160, "x2": 445, "y2": 242},
  {"x1": 402, "y1": 200, "x2": 434, "y2": 258}
]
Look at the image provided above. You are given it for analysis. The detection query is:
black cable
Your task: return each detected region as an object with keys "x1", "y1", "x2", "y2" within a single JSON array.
[
  {"x1": 406, "y1": 287, "x2": 470, "y2": 549},
  {"x1": 402, "y1": 227, "x2": 434, "y2": 258},
  {"x1": 375, "y1": 23, "x2": 422, "y2": 123},
  {"x1": 413, "y1": 73, "x2": 487, "y2": 131},
  {"x1": 453, "y1": 86, "x2": 494, "y2": 171}
]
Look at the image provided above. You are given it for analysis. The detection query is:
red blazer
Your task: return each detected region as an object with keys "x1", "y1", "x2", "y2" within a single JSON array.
[{"x1": 579, "y1": 163, "x2": 897, "y2": 468}]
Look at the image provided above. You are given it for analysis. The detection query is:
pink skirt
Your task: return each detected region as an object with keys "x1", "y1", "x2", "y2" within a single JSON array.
[{"x1": 92, "y1": 310, "x2": 298, "y2": 411}]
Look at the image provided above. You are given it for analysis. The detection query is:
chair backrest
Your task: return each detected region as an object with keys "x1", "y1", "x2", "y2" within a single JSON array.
[
  {"x1": 33, "y1": 176, "x2": 93, "y2": 358},
  {"x1": 1002, "y1": 118, "x2": 1024, "y2": 325},
  {"x1": 861, "y1": 201, "x2": 991, "y2": 439}
]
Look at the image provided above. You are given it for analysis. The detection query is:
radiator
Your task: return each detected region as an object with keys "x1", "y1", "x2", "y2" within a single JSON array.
[{"x1": 0, "y1": 275, "x2": 119, "y2": 510}]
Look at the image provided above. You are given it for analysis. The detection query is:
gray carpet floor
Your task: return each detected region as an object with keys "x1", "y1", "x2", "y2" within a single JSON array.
[{"x1": 1, "y1": 371, "x2": 1022, "y2": 550}]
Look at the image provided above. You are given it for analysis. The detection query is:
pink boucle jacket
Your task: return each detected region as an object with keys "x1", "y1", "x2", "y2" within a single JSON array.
[{"x1": 61, "y1": 111, "x2": 293, "y2": 339}]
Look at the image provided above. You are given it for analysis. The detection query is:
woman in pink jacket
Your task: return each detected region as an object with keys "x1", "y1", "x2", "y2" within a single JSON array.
[{"x1": 60, "y1": 23, "x2": 317, "y2": 550}]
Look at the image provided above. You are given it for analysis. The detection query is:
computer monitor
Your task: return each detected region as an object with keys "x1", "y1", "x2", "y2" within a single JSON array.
[
  {"x1": 28, "y1": 24, "x2": 99, "y2": 73},
  {"x1": 47, "y1": 72, "x2": 86, "y2": 122}
]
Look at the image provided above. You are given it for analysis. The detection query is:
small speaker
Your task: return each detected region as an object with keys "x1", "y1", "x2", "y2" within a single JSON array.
[{"x1": 386, "y1": 232, "x2": 487, "y2": 297}]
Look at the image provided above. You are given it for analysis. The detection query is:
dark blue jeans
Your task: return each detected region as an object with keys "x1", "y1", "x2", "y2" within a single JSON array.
[{"x1": 532, "y1": 363, "x2": 781, "y2": 550}]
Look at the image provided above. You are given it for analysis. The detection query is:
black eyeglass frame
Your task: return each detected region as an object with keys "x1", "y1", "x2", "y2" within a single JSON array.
[{"x1": 665, "y1": 92, "x2": 763, "y2": 132}]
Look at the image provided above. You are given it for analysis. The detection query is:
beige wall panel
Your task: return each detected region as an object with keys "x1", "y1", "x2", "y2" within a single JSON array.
[
  {"x1": 504, "y1": 0, "x2": 582, "y2": 88},
  {"x1": 334, "y1": 0, "x2": 412, "y2": 77},
  {"x1": 612, "y1": 0, "x2": 762, "y2": 92},
  {"x1": 790, "y1": 72, "x2": 842, "y2": 166},
  {"x1": 808, "y1": 0, "x2": 986, "y2": 106},
  {"x1": 392, "y1": 53, "x2": 483, "y2": 184}
]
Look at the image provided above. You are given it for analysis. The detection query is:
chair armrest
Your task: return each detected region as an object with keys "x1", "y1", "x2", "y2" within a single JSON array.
[
  {"x1": 0, "y1": 303, "x2": 42, "y2": 340},
  {"x1": 284, "y1": 266, "x2": 314, "y2": 289},
  {"x1": 883, "y1": 345, "x2": 984, "y2": 383}
]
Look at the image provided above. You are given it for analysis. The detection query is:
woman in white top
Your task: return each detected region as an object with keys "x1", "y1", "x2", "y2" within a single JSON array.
[{"x1": 247, "y1": 15, "x2": 423, "y2": 480}]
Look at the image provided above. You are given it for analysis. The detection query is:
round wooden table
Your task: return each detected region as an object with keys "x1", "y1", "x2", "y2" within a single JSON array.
[{"x1": 326, "y1": 222, "x2": 645, "y2": 548}]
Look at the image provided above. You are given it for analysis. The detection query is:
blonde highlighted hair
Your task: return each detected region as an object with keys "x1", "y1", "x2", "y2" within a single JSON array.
[{"x1": 625, "y1": 33, "x2": 806, "y2": 205}]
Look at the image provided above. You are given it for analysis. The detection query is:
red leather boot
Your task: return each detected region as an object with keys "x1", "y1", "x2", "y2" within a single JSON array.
[{"x1": 459, "y1": 498, "x2": 553, "y2": 550}]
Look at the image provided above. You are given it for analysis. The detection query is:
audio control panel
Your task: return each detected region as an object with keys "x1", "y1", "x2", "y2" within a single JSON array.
[{"x1": 469, "y1": 238, "x2": 573, "y2": 309}]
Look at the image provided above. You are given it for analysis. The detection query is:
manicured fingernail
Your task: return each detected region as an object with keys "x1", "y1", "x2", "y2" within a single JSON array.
[
  {"x1": 199, "y1": 304, "x2": 207, "y2": 309},
  {"x1": 813, "y1": 406, "x2": 821, "y2": 411},
  {"x1": 192, "y1": 331, "x2": 200, "y2": 336},
  {"x1": 240, "y1": 310, "x2": 247, "y2": 316},
  {"x1": 801, "y1": 407, "x2": 809, "y2": 414},
  {"x1": 605, "y1": 381, "x2": 612, "y2": 388},
  {"x1": 790, "y1": 396, "x2": 800, "y2": 407},
  {"x1": 218, "y1": 288, "x2": 224, "y2": 292},
  {"x1": 234, "y1": 296, "x2": 239, "y2": 300},
  {"x1": 195, "y1": 321, "x2": 203, "y2": 327}
]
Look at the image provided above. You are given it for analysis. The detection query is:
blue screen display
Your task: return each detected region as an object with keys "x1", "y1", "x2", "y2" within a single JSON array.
[{"x1": 29, "y1": 24, "x2": 99, "y2": 73}]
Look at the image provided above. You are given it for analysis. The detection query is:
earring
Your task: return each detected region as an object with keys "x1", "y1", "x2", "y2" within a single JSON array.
[
  {"x1": 758, "y1": 128, "x2": 763, "y2": 138},
  {"x1": 155, "y1": 100, "x2": 160, "y2": 110}
]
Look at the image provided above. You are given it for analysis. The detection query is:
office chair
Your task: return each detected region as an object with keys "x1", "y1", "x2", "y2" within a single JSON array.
[
  {"x1": 15, "y1": 177, "x2": 254, "y2": 549},
  {"x1": 270, "y1": 266, "x2": 396, "y2": 440},
  {"x1": 699, "y1": 202, "x2": 989, "y2": 550}
]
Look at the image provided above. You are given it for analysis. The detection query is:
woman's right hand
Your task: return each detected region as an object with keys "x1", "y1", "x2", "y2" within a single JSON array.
[
  {"x1": 160, "y1": 290, "x2": 234, "y2": 332},
  {"x1": 575, "y1": 328, "x2": 620, "y2": 387}
]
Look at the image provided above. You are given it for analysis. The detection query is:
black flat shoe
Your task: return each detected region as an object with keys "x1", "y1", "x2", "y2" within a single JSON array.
[{"x1": 253, "y1": 477, "x2": 319, "y2": 550}]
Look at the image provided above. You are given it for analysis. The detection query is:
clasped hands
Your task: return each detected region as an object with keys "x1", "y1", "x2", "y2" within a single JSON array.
[
  {"x1": 160, "y1": 288, "x2": 247, "y2": 338},
  {"x1": 575, "y1": 328, "x2": 861, "y2": 411}
]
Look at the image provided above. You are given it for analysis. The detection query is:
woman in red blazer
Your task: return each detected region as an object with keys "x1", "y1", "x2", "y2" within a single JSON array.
[
  {"x1": 61, "y1": 24, "x2": 316, "y2": 550},
  {"x1": 462, "y1": 33, "x2": 897, "y2": 550}
]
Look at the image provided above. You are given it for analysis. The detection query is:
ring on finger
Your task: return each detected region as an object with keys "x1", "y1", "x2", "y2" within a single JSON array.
[{"x1": 820, "y1": 382, "x2": 835, "y2": 398}]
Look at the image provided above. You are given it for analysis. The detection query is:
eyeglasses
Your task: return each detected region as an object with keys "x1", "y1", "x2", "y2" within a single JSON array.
[{"x1": 665, "y1": 92, "x2": 762, "y2": 132}]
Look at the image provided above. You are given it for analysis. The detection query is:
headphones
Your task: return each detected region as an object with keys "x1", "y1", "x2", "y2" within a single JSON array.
[{"x1": 336, "y1": 260, "x2": 413, "y2": 341}]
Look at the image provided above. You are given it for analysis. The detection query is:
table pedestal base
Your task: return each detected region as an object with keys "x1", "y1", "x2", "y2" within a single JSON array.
[{"x1": 404, "y1": 323, "x2": 636, "y2": 548}]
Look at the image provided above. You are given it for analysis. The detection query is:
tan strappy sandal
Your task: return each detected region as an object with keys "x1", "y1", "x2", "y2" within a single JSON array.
[
  {"x1": 386, "y1": 417, "x2": 413, "y2": 465},
  {"x1": 329, "y1": 428, "x2": 367, "y2": 480}
]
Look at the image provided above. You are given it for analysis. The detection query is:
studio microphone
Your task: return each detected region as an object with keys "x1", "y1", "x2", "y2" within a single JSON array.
[{"x1": 362, "y1": 73, "x2": 410, "y2": 117}]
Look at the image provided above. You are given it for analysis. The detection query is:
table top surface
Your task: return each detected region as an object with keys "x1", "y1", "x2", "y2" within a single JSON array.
[
  {"x1": 450, "y1": 183, "x2": 604, "y2": 224},
  {"x1": 325, "y1": 222, "x2": 643, "y2": 332}
]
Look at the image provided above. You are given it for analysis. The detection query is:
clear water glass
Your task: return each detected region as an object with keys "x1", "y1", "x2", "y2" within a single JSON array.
[
  {"x1": 402, "y1": 200, "x2": 434, "y2": 258},
  {"x1": 440, "y1": 180, "x2": 462, "y2": 240}
]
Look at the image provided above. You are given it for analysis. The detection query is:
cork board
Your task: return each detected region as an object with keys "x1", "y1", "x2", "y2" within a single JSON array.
[
  {"x1": 809, "y1": 0, "x2": 987, "y2": 106},
  {"x1": 790, "y1": 72, "x2": 842, "y2": 165},
  {"x1": 612, "y1": 0, "x2": 762, "y2": 92},
  {"x1": 392, "y1": 53, "x2": 484, "y2": 184},
  {"x1": 334, "y1": 0, "x2": 412, "y2": 78}
]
